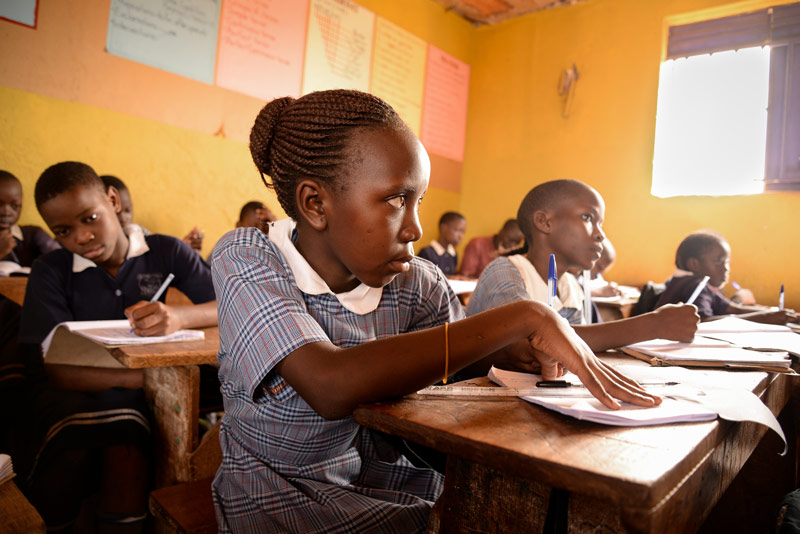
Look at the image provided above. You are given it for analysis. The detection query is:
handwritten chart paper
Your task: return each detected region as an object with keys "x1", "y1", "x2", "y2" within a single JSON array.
[
  {"x1": 216, "y1": 0, "x2": 308, "y2": 100},
  {"x1": 302, "y1": 0, "x2": 374, "y2": 95},
  {"x1": 370, "y1": 17, "x2": 427, "y2": 136},
  {"x1": 106, "y1": 0, "x2": 221, "y2": 84},
  {"x1": 0, "y1": 0, "x2": 37, "y2": 27},
  {"x1": 421, "y1": 45, "x2": 470, "y2": 162}
]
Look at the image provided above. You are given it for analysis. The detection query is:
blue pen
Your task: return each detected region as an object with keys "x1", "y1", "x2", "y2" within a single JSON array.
[
  {"x1": 779, "y1": 284, "x2": 785, "y2": 310},
  {"x1": 731, "y1": 281, "x2": 742, "y2": 291},
  {"x1": 547, "y1": 254, "x2": 557, "y2": 308}
]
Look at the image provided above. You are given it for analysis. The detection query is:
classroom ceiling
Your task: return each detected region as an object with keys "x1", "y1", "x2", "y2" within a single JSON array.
[{"x1": 434, "y1": 0, "x2": 585, "y2": 26}]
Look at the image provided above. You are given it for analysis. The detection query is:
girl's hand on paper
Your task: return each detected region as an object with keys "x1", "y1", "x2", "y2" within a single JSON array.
[
  {"x1": 125, "y1": 301, "x2": 181, "y2": 336},
  {"x1": 527, "y1": 304, "x2": 662, "y2": 410}
]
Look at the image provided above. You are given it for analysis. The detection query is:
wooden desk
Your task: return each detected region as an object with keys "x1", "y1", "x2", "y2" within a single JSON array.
[
  {"x1": 595, "y1": 297, "x2": 638, "y2": 321},
  {"x1": 0, "y1": 276, "x2": 27, "y2": 306},
  {"x1": 107, "y1": 328, "x2": 220, "y2": 487},
  {"x1": 354, "y1": 361, "x2": 795, "y2": 533},
  {"x1": 0, "y1": 480, "x2": 46, "y2": 533}
]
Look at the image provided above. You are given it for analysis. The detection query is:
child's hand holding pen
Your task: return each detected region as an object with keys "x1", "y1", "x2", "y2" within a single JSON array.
[
  {"x1": 183, "y1": 226, "x2": 204, "y2": 252},
  {"x1": 0, "y1": 229, "x2": 15, "y2": 259},
  {"x1": 126, "y1": 273, "x2": 178, "y2": 336}
]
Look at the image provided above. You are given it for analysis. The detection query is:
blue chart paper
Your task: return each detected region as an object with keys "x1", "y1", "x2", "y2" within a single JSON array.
[
  {"x1": 106, "y1": 0, "x2": 221, "y2": 84},
  {"x1": 0, "y1": 0, "x2": 37, "y2": 27}
]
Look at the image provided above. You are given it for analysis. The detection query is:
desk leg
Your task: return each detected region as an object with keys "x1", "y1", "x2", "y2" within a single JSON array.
[
  {"x1": 428, "y1": 457, "x2": 552, "y2": 533},
  {"x1": 142, "y1": 365, "x2": 200, "y2": 487}
]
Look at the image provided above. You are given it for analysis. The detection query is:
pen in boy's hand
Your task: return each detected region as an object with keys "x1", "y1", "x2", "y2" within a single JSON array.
[
  {"x1": 547, "y1": 254, "x2": 557, "y2": 308},
  {"x1": 129, "y1": 273, "x2": 174, "y2": 333}
]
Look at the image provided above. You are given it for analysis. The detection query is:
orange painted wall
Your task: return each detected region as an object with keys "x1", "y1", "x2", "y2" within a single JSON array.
[
  {"x1": 0, "y1": 0, "x2": 472, "y2": 256},
  {"x1": 461, "y1": 0, "x2": 799, "y2": 309}
]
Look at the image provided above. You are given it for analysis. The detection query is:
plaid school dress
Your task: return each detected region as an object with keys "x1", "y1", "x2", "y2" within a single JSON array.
[{"x1": 210, "y1": 221, "x2": 463, "y2": 533}]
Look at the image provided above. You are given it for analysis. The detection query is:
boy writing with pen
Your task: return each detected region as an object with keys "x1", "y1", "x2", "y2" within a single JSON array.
[
  {"x1": 465, "y1": 179, "x2": 699, "y2": 375},
  {"x1": 655, "y1": 230, "x2": 797, "y2": 324},
  {"x1": 14, "y1": 161, "x2": 218, "y2": 531}
]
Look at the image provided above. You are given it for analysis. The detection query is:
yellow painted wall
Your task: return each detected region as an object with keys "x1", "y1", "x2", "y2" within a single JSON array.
[
  {"x1": 462, "y1": 0, "x2": 800, "y2": 309},
  {"x1": 0, "y1": 0, "x2": 472, "y2": 258}
]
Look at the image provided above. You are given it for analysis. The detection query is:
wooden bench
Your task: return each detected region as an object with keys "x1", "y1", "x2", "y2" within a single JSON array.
[
  {"x1": 149, "y1": 477, "x2": 217, "y2": 534},
  {"x1": 0, "y1": 276, "x2": 27, "y2": 306}
]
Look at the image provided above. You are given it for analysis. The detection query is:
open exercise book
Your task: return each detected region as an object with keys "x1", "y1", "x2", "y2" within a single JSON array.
[
  {"x1": 488, "y1": 365, "x2": 717, "y2": 426},
  {"x1": 697, "y1": 316, "x2": 800, "y2": 357},
  {"x1": 41, "y1": 320, "x2": 204, "y2": 368},
  {"x1": 487, "y1": 365, "x2": 785, "y2": 450}
]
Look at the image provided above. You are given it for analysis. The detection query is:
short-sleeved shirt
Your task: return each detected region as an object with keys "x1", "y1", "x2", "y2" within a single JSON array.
[
  {"x1": 466, "y1": 255, "x2": 585, "y2": 324},
  {"x1": 417, "y1": 241, "x2": 457, "y2": 275},
  {"x1": 210, "y1": 223, "x2": 463, "y2": 534},
  {"x1": 20, "y1": 232, "x2": 215, "y2": 346},
  {"x1": 656, "y1": 272, "x2": 731, "y2": 318},
  {"x1": 459, "y1": 235, "x2": 497, "y2": 278},
  {"x1": 2, "y1": 225, "x2": 60, "y2": 267}
]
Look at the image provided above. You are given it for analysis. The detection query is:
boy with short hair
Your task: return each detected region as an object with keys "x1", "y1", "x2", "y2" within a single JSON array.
[
  {"x1": 0, "y1": 170, "x2": 60, "y2": 270},
  {"x1": 236, "y1": 200, "x2": 277, "y2": 234},
  {"x1": 17, "y1": 161, "x2": 218, "y2": 531},
  {"x1": 466, "y1": 179, "x2": 699, "y2": 373},
  {"x1": 656, "y1": 230, "x2": 797, "y2": 324},
  {"x1": 417, "y1": 211, "x2": 466, "y2": 275}
]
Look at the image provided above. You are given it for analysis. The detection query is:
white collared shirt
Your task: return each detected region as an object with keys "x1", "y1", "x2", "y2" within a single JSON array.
[
  {"x1": 428, "y1": 240, "x2": 456, "y2": 257},
  {"x1": 268, "y1": 218, "x2": 383, "y2": 315},
  {"x1": 10, "y1": 224, "x2": 23, "y2": 241}
]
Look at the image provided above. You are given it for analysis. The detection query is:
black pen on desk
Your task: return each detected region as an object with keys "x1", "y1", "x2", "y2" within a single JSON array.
[
  {"x1": 130, "y1": 273, "x2": 174, "y2": 333},
  {"x1": 536, "y1": 380, "x2": 679, "y2": 388}
]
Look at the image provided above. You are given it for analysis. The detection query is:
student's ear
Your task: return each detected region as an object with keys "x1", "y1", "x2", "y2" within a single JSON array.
[
  {"x1": 685, "y1": 256, "x2": 700, "y2": 273},
  {"x1": 532, "y1": 210, "x2": 552, "y2": 234},
  {"x1": 105, "y1": 186, "x2": 121, "y2": 214},
  {"x1": 295, "y1": 179, "x2": 329, "y2": 231}
]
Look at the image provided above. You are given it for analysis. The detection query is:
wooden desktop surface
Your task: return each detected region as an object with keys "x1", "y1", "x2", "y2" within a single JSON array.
[
  {"x1": 107, "y1": 327, "x2": 219, "y2": 368},
  {"x1": 354, "y1": 357, "x2": 795, "y2": 533}
]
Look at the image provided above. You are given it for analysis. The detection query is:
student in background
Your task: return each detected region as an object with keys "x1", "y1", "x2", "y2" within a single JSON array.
[
  {"x1": 587, "y1": 238, "x2": 622, "y2": 297},
  {"x1": 466, "y1": 179, "x2": 699, "y2": 372},
  {"x1": 655, "y1": 230, "x2": 797, "y2": 324},
  {"x1": 0, "y1": 170, "x2": 59, "y2": 270},
  {"x1": 236, "y1": 200, "x2": 277, "y2": 234},
  {"x1": 100, "y1": 173, "x2": 205, "y2": 254},
  {"x1": 459, "y1": 218, "x2": 524, "y2": 278},
  {"x1": 417, "y1": 211, "x2": 466, "y2": 275},
  {"x1": 210, "y1": 90, "x2": 659, "y2": 533},
  {"x1": 17, "y1": 161, "x2": 219, "y2": 531},
  {"x1": 100, "y1": 174, "x2": 149, "y2": 234}
]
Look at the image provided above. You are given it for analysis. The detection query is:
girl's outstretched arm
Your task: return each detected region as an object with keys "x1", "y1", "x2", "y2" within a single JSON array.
[{"x1": 277, "y1": 299, "x2": 661, "y2": 419}]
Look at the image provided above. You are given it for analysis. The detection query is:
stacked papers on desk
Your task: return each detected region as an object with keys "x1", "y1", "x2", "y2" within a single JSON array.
[
  {"x1": 42, "y1": 320, "x2": 205, "y2": 355},
  {"x1": 0, "y1": 454, "x2": 15, "y2": 485},
  {"x1": 697, "y1": 316, "x2": 800, "y2": 357},
  {"x1": 488, "y1": 366, "x2": 717, "y2": 427},
  {"x1": 487, "y1": 365, "x2": 786, "y2": 450},
  {"x1": 623, "y1": 337, "x2": 792, "y2": 371}
]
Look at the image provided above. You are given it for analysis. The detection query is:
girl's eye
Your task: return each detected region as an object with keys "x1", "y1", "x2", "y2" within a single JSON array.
[
  {"x1": 55, "y1": 229, "x2": 70, "y2": 238},
  {"x1": 582, "y1": 214, "x2": 593, "y2": 222},
  {"x1": 84, "y1": 213, "x2": 98, "y2": 223},
  {"x1": 387, "y1": 196, "x2": 406, "y2": 209}
]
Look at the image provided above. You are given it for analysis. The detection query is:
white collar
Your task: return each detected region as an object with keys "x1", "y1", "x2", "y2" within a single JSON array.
[
  {"x1": 10, "y1": 225, "x2": 23, "y2": 241},
  {"x1": 269, "y1": 218, "x2": 383, "y2": 315},
  {"x1": 671, "y1": 268, "x2": 695, "y2": 278},
  {"x1": 72, "y1": 224, "x2": 150, "y2": 273},
  {"x1": 429, "y1": 240, "x2": 456, "y2": 257},
  {"x1": 506, "y1": 254, "x2": 586, "y2": 321}
]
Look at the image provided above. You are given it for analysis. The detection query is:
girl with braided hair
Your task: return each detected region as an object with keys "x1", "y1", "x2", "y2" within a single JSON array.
[{"x1": 209, "y1": 89, "x2": 659, "y2": 533}]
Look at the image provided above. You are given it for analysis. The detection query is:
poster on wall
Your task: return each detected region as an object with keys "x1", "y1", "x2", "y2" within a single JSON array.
[
  {"x1": 301, "y1": 0, "x2": 374, "y2": 95},
  {"x1": 216, "y1": 0, "x2": 309, "y2": 100},
  {"x1": 0, "y1": 0, "x2": 37, "y2": 27},
  {"x1": 370, "y1": 17, "x2": 427, "y2": 137},
  {"x1": 420, "y1": 45, "x2": 470, "y2": 163},
  {"x1": 106, "y1": 0, "x2": 221, "y2": 84}
]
